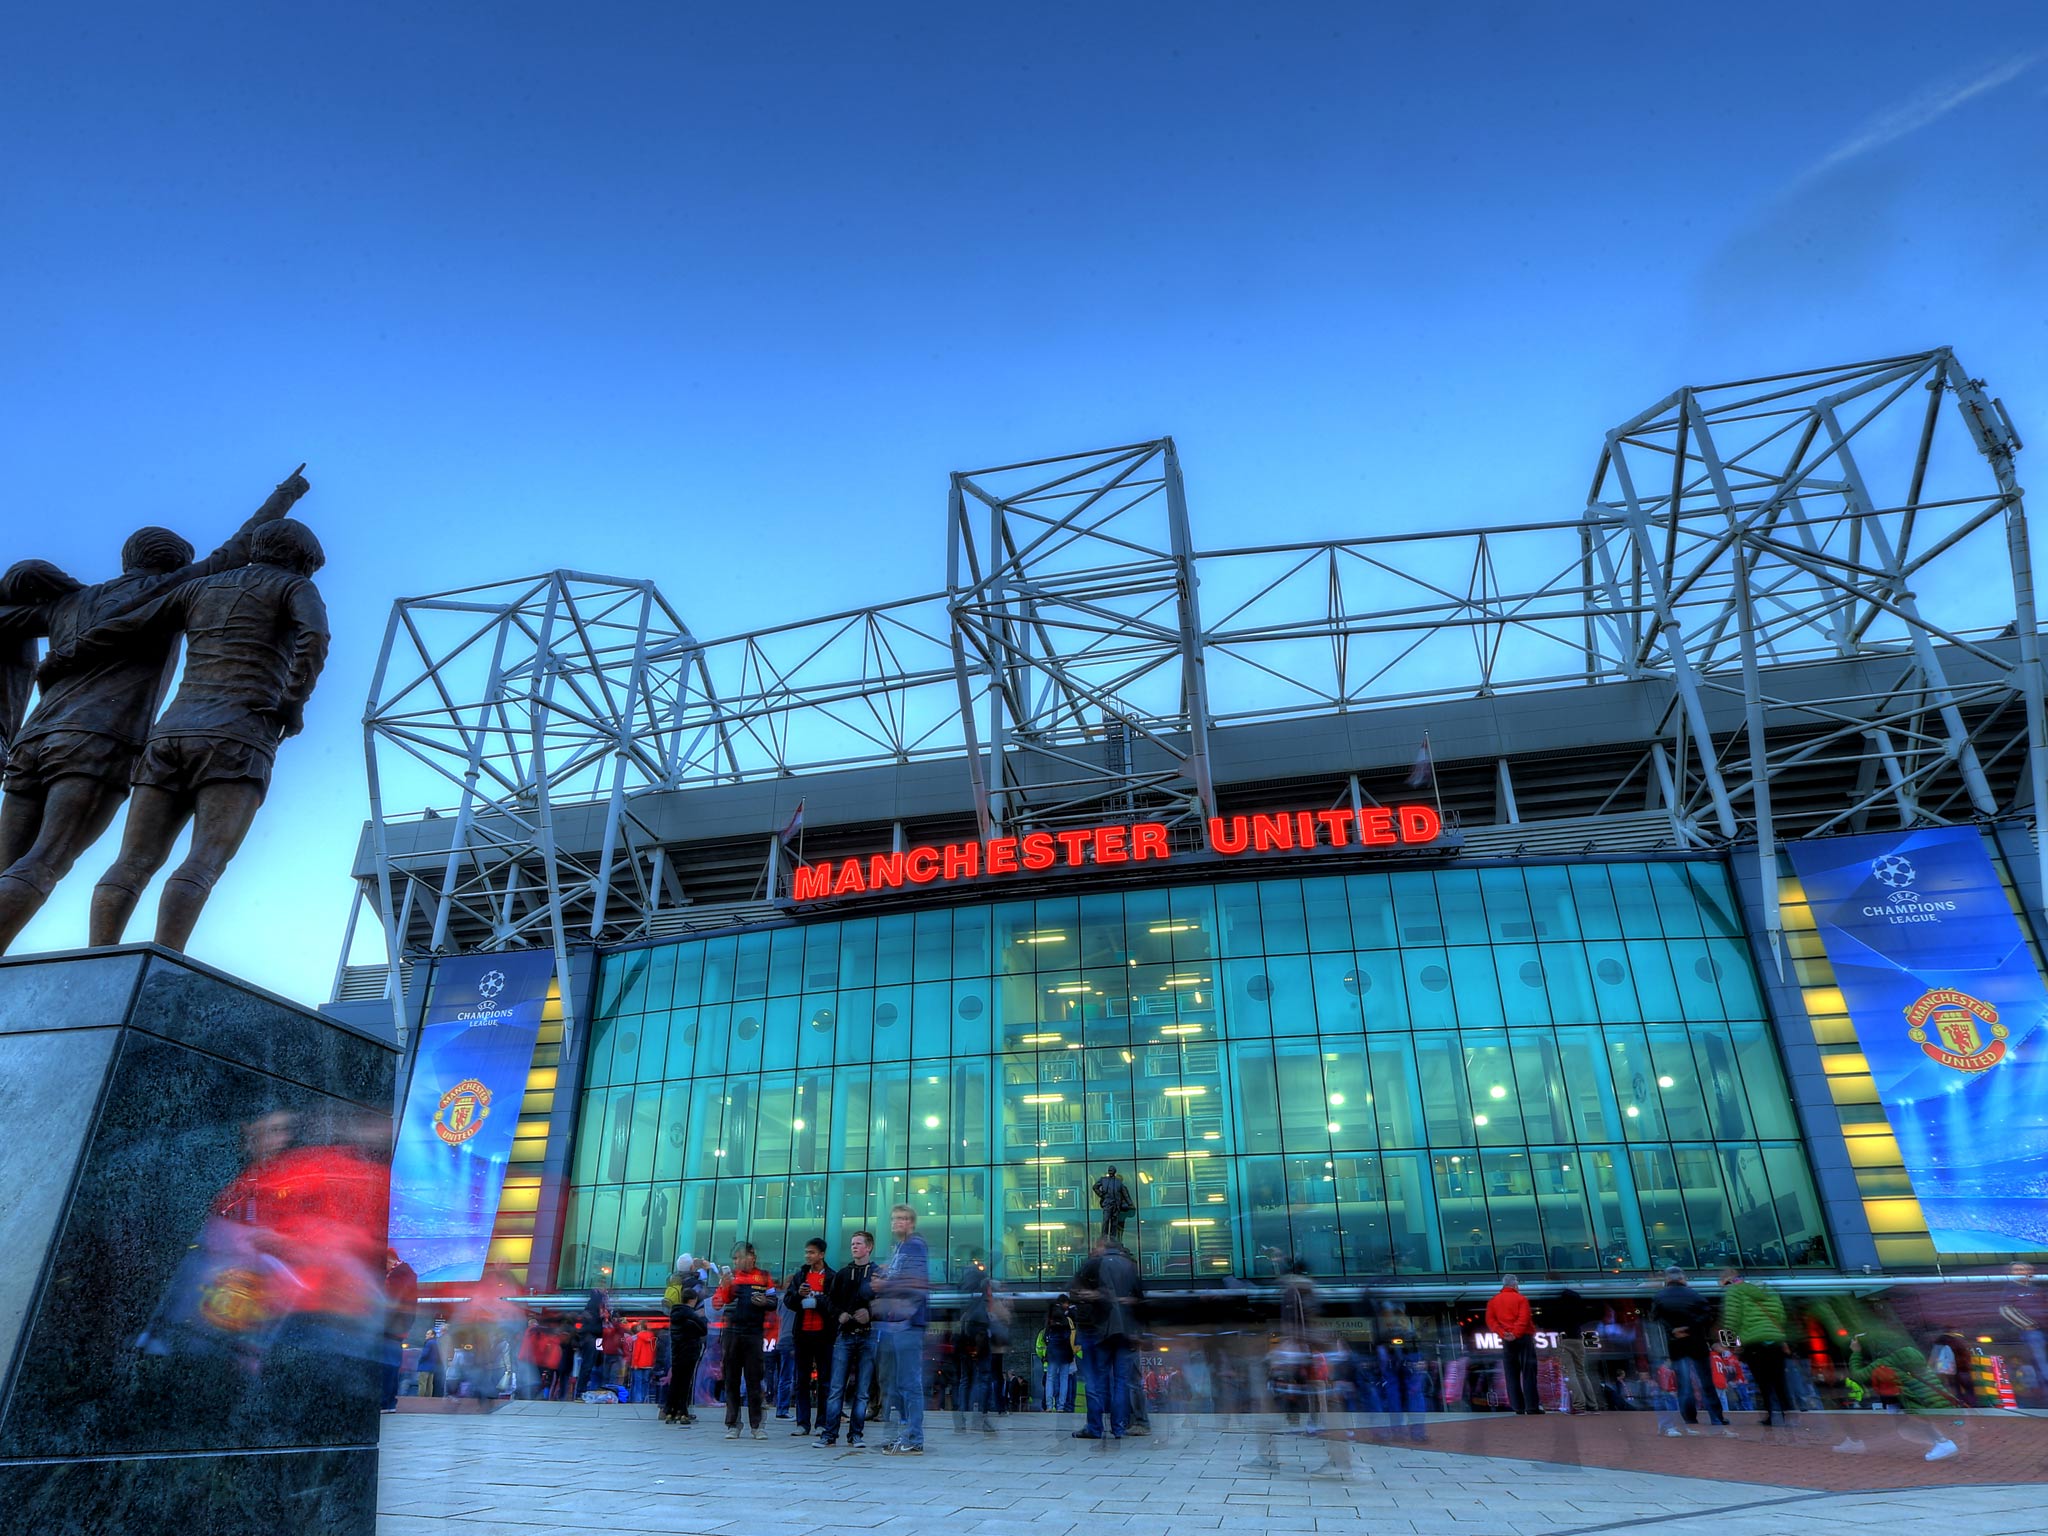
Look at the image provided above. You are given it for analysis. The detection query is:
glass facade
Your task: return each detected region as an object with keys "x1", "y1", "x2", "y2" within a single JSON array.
[{"x1": 560, "y1": 859, "x2": 1828, "y2": 1288}]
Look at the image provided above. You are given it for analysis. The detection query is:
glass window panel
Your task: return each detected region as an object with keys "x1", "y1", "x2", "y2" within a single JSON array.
[
  {"x1": 1531, "y1": 1149, "x2": 1600, "y2": 1271},
  {"x1": 1554, "y1": 1028, "x2": 1625, "y2": 1141},
  {"x1": 683, "y1": 1080, "x2": 725, "y2": 1177},
  {"x1": 1303, "y1": 876, "x2": 1352, "y2": 951},
  {"x1": 1447, "y1": 947, "x2": 1504, "y2": 1028},
  {"x1": 1121, "y1": 888, "x2": 1172, "y2": 966},
  {"x1": 1383, "y1": 1151, "x2": 1442, "y2": 1272},
  {"x1": 1231, "y1": 1041, "x2": 1281, "y2": 1155},
  {"x1": 1078, "y1": 891, "x2": 1127, "y2": 969},
  {"x1": 613, "y1": 953, "x2": 655, "y2": 1016},
  {"x1": 579, "y1": 1086, "x2": 632, "y2": 1185},
  {"x1": 1082, "y1": 1046, "x2": 1136, "y2": 1167},
  {"x1": 802, "y1": 926, "x2": 840, "y2": 991},
  {"x1": 832, "y1": 990, "x2": 874, "y2": 1065},
  {"x1": 1263, "y1": 954, "x2": 1316, "y2": 1036},
  {"x1": 1583, "y1": 1147, "x2": 1648, "y2": 1269},
  {"x1": 1401, "y1": 949, "x2": 1458, "y2": 1029},
  {"x1": 1660, "y1": 938, "x2": 1727, "y2": 1021},
  {"x1": 911, "y1": 981, "x2": 951, "y2": 1057},
  {"x1": 1608, "y1": 866, "x2": 1663, "y2": 938},
  {"x1": 933, "y1": 910, "x2": 983, "y2": 985},
  {"x1": 698, "y1": 935, "x2": 739, "y2": 1005},
  {"x1": 1584, "y1": 940, "x2": 1643, "y2": 1023},
  {"x1": 584, "y1": 1010, "x2": 618, "y2": 1090},
  {"x1": 952, "y1": 978, "x2": 993, "y2": 1057},
  {"x1": 1167, "y1": 884, "x2": 1218, "y2": 964},
  {"x1": 1240, "y1": 1156, "x2": 1293, "y2": 1274},
  {"x1": 1217, "y1": 881, "x2": 1265, "y2": 957},
  {"x1": 1718, "y1": 1145, "x2": 1783, "y2": 1268},
  {"x1": 754, "y1": 1073, "x2": 795, "y2": 1177},
  {"x1": 1762, "y1": 1145, "x2": 1829, "y2": 1266},
  {"x1": 1479, "y1": 866, "x2": 1537, "y2": 941},
  {"x1": 645, "y1": 949, "x2": 680, "y2": 1015},
  {"x1": 870, "y1": 1062, "x2": 910, "y2": 1168},
  {"x1": 1367, "y1": 1037, "x2": 1426, "y2": 1148},
  {"x1": 1627, "y1": 1146, "x2": 1695, "y2": 1268},
  {"x1": 556, "y1": 1187, "x2": 592, "y2": 1287},
  {"x1": 913, "y1": 908, "x2": 952, "y2": 980},
  {"x1": 870, "y1": 986, "x2": 912, "y2": 1061},
  {"x1": 1434, "y1": 870, "x2": 1487, "y2": 943},
  {"x1": 768, "y1": 926, "x2": 805, "y2": 996},
  {"x1": 1645, "y1": 1023, "x2": 1712, "y2": 1138},
  {"x1": 1508, "y1": 1029, "x2": 1571, "y2": 1143},
  {"x1": 637, "y1": 1010, "x2": 673, "y2": 1084},
  {"x1": 1624, "y1": 940, "x2": 1682, "y2": 1021},
  {"x1": 1220, "y1": 958, "x2": 1274, "y2": 1037},
  {"x1": 1686, "y1": 1023, "x2": 1752, "y2": 1140},
  {"x1": 610, "y1": 1015, "x2": 645, "y2": 1085},
  {"x1": 1320, "y1": 1042, "x2": 1376, "y2": 1149},
  {"x1": 734, "y1": 930, "x2": 773, "y2": 1001},
  {"x1": 595, "y1": 957, "x2": 632, "y2": 1019},
  {"x1": 1283, "y1": 1154, "x2": 1342, "y2": 1274},
  {"x1": 673, "y1": 945, "x2": 704, "y2": 1009},
  {"x1": 1462, "y1": 1032, "x2": 1524, "y2": 1145},
  {"x1": 1495, "y1": 943, "x2": 1553, "y2": 1028},
  {"x1": 1481, "y1": 1149, "x2": 1544, "y2": 1272},
  {"x1": 1331, "y1": 1153, "x2": 1391, "y2": 1274},
  {"x1": 833, "y1": 1067, "x2": 873, "y2": 1172},
  {"x1": 663, "y1": 1007, "x2": 700, "y2": 1080},
  {"x1": 1345, "y1": 872, "x2": 1397, "y2": 949},
  {"x1": 1648, "y1": 862, "x2": 1706, "y2": 935},
  {"x1": 797, "y1": 993, "x2": 836, "y2": 1068},
  {"x1": 585, "y1": 1187, "x2": 623, "y2": 1288},
  {"x1": 1523, "y1": 865, "x2": 1583, "y2": 940},
  {"x1": 727, "y1": 1003, "x2": 766, "y2": 1074},
  {"x1": 1131, "y1": 1040, "x2": 1187, "y2": 1159},
  {"x1": 1673, "y1": 1145, "x2": 1738, "y2": 1268},
  {"x1": 696, "y1": 1005, "x2": 731, "y2": 1076},
  {"x1": 1705, "y1": 935, "x2": 1765, "y2": 1017},
  {"x1": 1605, "y1": 1027, "x2": 1665, "y2": 1138},
  {"x1": 951, "y1": 1057, "x2": 989, "y2": 1166},
  {"x1": 628, "y1": 1186, "x2": 677, "y2": 1287},
  {"x1": 721, "y1": 1077, "x2": 761, "y2": 1177},
  {"x1": 1276, "y1": 1039, "x2": 1334, "y2": 1152},
  {"x1": 1568, "y1": 865, "x2": 1622, "y2": 940},
  {"x1": 792, "y1": 1070, "x2": 832, "y2": 1175},
  {"x1": 1351, "y1": 950, "x2": 1408, "y2": 1030},
  {"x1": 837, "y1": 917, "x2": 877, "y2": 988},
  {"x1": 761, "y1": 995, "x2": 798, "y2": 1071},
  {"x1": 1030, "y1": 897, "x2": 1081, "y2": 969},
  {"x1": 1687, "y1": 864, "x2": 1745, "y2": 940},
  {"x1": 993, "y1": 901, "x2": 1040, "y2": 973},
  {"x1": 1258, "y1": 880, "x2": 1309, "y2": 954},
  {"x1": 652, "y1": 1082, "x2": 688, "y2": 1183},
  {"x1": 1729, "y1": 1019, "x2": 1799, "y2": 1138},
  {"x1": 1414, "y1": 1033, "x2": 1472, "y2": 1145},
  {"x1": 875, "y1": 914, "x2": 915, "y2": 984},
  {"x1": 1433, "y1": 1152, "x2": 1494, "y2": 1273}
]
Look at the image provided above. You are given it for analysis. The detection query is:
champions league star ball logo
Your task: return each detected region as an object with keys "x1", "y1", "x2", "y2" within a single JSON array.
[
  {"x1": 478, "y1": 969, "x2": 507, "y2": 1001},
  {"x1": 1873, "y1": 853, "x2": 1916, "y2": 891}
]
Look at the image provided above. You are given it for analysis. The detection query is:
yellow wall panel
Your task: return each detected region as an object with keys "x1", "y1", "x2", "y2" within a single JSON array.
[{"x1": 1862, "y1": 1197, "x2": 1929, "y2": 1235}]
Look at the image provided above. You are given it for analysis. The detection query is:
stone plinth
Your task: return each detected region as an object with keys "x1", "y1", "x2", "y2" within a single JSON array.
[{"x1": 0, "y1": 945, "x2": 397, "y2": 1533}]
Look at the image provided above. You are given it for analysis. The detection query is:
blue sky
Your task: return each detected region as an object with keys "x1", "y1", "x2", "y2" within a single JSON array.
[{"x1": 4, "y1": 4, "x2": 2045, "y2": 1003}]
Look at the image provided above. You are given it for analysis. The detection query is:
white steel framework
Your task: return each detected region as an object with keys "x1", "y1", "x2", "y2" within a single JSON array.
[{"x1": 351, "y1": 348, "x2": 2040, "y2": 1019}]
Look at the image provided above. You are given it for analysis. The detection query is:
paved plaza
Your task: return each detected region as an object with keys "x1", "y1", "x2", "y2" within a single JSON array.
[{"x1": 378, "y1": 1404, "x2": 2047, "y2": 1536}]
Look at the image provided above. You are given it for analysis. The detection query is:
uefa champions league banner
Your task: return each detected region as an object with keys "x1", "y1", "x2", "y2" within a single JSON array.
[
  {"x1": 1788, "y1": 828, "x2": 2048, "y2": 1254},
  {"x1": 388, "y1": 949, "x2": 556, "y2": 1282}
]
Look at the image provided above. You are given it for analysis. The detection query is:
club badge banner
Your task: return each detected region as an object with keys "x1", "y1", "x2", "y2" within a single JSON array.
[
  {"x1": 389, "y1": 950, "x2": 556, "y2": 1281},
  {"x1": 1788, "y1": 828, "x2": 2048, "y2": 1254}
]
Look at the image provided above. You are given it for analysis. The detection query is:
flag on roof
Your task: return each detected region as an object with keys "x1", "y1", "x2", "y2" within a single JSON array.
[
  {"x1": 776, "y1": 799, "x2": 806, "y2": 845},
  {"x1": 1405, "y1": 736, "x2": 1434, "y2": 789}
]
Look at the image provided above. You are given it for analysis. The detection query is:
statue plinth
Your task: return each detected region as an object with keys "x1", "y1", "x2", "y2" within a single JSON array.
[{"x1": 0, "y1": 945, "x2": 396, "y2": 1533}]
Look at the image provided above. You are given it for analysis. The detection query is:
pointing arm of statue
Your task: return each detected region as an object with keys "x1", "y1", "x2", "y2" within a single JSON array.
[{"x1": 192, "y1": 466, "x2": 311, "y2": 580}]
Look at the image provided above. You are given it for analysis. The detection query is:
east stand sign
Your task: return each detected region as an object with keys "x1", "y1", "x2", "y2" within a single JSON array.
[{"x1": 791, "y1": 804, "x2": 1447, "y2": 903}]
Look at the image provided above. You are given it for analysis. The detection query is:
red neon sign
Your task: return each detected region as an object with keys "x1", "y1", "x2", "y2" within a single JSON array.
[{"x1": 790, "y1": 804, "x2": 1443, "y2": 902}]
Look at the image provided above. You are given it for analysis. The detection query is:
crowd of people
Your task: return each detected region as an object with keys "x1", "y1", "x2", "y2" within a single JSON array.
[{"x1": 380, "y1": 1229, "x2": 2048, "y2": 1473}]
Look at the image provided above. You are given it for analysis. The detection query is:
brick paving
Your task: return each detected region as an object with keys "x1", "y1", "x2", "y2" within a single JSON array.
[{"x1": 377, "y1": 1404, "x2": 2048, "y2": 1536}]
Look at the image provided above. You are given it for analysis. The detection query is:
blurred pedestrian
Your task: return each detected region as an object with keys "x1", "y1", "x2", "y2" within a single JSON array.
[
  {"x1": 1718, "y1": 1267, "x2": 1795, "y2": 1428},
  {"x1": 1070, "y1": 1236, "x2": 1142, "y2": 1440},
  {"x1": 873, "y1": 1204, "x2": 931, "y2": 1454},
  {"x1": 1485, "y1": 1274, "x2": 1541, "y2": 1415},
  {"x1": 714, "y1": 1242, "x2": 779, "y2": 1439},
  {"x1": 1551, "y1": 1283, "x2": 1600, "y2": 1413},
  {"x1": 665, "y1": 1254, "x2": 709, "y2": 1425},
  {"x1": 630, "y1": 1322, "x2": 658, "y2": 1404},
  {"x1": 1650, "y1": 1267, "x2": 1728, "y2": 1432},
  {"x1": 1040, "y1": 1295, "x2": 1078, "y2": 1412},
  {"x1": 382, "y1": 1248, "x2": 418, "y2": 1413}
]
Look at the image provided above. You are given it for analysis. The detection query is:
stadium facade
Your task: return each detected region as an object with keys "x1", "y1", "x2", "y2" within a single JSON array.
[{"x1": 329, "y1": 350, "x2": 2048, "y2": 1300}]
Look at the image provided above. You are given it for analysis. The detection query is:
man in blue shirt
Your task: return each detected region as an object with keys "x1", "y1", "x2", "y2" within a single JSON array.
[{"x1": 872, "y1": 1203, "x2": 930, "y2": 1454}]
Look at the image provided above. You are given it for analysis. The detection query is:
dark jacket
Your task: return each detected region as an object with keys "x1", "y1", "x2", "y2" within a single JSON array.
[
  {"x1": 1650, "y1": 1282, "x2": 1715, "y2": 1356},
  {"x1": 384, "y1": 1261, "x2": 419, "y2": 1341},
  {"x1": 1072, "y1": 1249, "x2": 1143, "y2": 1343},
  {"x1": 714, "y1": 1268, "x2": 779, "y2": 1338},
  {"x1": 783, "y1": 1262, "x2": 837, "y2": 1342},
  {"x1": 829, "y1": 1259, "x2": 877, "y2": 1339}
]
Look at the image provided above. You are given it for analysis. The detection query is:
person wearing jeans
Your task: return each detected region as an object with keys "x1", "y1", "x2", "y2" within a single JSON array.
[
  {"x1": 818, "y1": 1229, "x2": 877, "y2": 1446},
  {"x1": 872, "y1": 1204, "x2": 930, "y2": 1453}
]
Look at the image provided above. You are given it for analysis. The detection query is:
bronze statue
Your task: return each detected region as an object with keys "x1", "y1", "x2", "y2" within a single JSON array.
[
  {"x1": 1093, "y1": 1165, "x2": 1134, "y2": 1243},
  {"x1": 38, "y1": 518, "x2": 329, "y2": 952},
  {"x1": 0, "y1": 470, "x2": 309, "y2": 953}
]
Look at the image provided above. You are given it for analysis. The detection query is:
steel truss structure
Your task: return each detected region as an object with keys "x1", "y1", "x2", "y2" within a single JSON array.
[{"x1": 350, "y1": 348, "x2": 2040, "y2": 1026}]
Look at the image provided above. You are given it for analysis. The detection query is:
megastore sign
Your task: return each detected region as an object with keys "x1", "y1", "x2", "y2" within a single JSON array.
[{"x1": 792, "y1": 804, "x2": 1446, "y2": 902}]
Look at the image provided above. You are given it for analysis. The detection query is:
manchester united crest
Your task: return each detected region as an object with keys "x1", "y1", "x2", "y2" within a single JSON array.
[
  {"x1": 434, "y1": 1077, "x2": 494, "y2": 1144},
  {"x1": 1903, "y1": 988, "x2": 2009, "y2": 1073}
]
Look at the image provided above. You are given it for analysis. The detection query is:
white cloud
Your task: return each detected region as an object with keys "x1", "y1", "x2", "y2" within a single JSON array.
[{"x1": 1802, "y1": 52, "x2": 2042, "y2": 183}]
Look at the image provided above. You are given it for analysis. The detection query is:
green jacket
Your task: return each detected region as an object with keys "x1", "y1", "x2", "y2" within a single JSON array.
[{"x1": 1720, "y1": 1280, "x2": 1788, "y2": 1346}]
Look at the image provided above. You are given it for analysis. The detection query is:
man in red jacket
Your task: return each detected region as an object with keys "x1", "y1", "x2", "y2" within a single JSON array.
[{"x1": 1485, "y1": 1274, "x2": 1542, "y2": 1415}]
